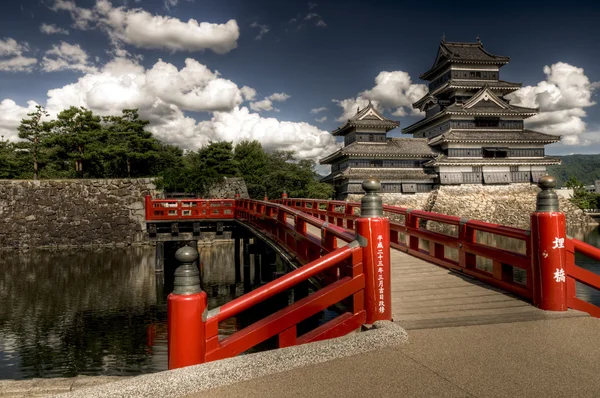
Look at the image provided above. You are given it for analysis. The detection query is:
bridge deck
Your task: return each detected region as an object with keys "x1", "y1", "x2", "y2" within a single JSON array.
[
  {"x1": 302, "y1": 221, "x2": 586, "y2": 329},
  {"x1": 388, "y1": 249, "x2": 585, "y2": 329}
]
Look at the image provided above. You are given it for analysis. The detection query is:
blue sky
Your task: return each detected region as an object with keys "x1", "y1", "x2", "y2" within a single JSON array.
[{"x1": 0, "y1": 0, "x2": 599, "y2": 162}]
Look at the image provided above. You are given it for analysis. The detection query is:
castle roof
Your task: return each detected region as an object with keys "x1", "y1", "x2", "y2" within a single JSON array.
[
  {"x1": 421, "y1": 39, "x2": 510, "y2": 80},
  {"x1": 332, "y1": 101, "x2": 399, "y2": 136},
  {"x1": 321, "y1": 167, "x2": 437, "y2": 183},
  {"x1": 429, "y1": 130, "x2": 560, "y2": 145},
  {"x1": 424, "y1": 155, "x2": 561, "y2": 167},
  {"x1": 319, "y1": 138, "x2": 438, "y2": 164},
  {"x1": 403, "y1": 86, "x2": 538, "y2": 134}
]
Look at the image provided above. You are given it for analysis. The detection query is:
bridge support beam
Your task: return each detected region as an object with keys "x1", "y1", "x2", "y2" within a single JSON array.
[
  {"x1": 356, "y1": 178, "x2": 392, "y2": 324},
  {"x1": 168, "y1": 246, "x2": 207, "y2": 369},
  {"x1": 155, "y1": 241, "x2": 164, "y2": 273},
  {"x1": 530, "y1": 175, "x2": 567, "y2": 311}
]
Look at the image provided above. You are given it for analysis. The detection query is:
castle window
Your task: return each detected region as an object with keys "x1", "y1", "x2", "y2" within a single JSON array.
[
  {"x1": 476, "y1": 71, "x2": 481, "y2": 78},
  {"x1": 510, "y1": 166, "x2": 519, "y2": 172},
  {"x1": 370, "y1": 159, "x2": 383, "y2": 168},
  {"x1": 483, "y1": 147, "x2": 508, "y2": 158}
]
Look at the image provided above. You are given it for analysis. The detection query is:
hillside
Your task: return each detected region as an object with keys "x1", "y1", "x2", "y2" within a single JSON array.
[{"x1": 548, "y1": 154, "x2": 600, "y2": 187}]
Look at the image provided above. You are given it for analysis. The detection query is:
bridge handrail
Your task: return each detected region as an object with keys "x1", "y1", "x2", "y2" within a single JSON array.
[
  {"x1": 566, "y1": 238, "x2": 600, "y2": 317},
  {"x1": 145, "y1": 196, "x2": 236, "y2": 220},
  {"x1": 280, "y1": 198, "x2": 532, "y2": 300},
  {"x1": 239, "y1": 199, "x2": 356, "y2": 243},
  {"x1": 207, "y1": 242, "x2": 359, "y2": 323}
]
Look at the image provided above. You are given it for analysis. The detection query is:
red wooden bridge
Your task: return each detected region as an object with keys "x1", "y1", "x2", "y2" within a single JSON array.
[{"x1": 144, "y1": 177, "x2": 600, "y2": 370}]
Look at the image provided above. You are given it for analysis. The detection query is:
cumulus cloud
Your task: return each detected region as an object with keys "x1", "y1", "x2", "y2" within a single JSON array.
[
  {"x1": 315, "y1": 116, "x2": 327, "y2": 123},
  {"x1": 250, "y1": 92, "x2": 291, "y2": 112},
  {"x1": 507, "y1": 62, "x2": 599, "y2": 145},
  {"x1": 333, "y1": 70, "x2": 427, "y2": 121},
  {"x1": 250, "y1": 22, "x2": 269, "y2": 40},
  {"x1": 0, "y1": 38, "x2": 37, "y2": 72},
  {"x1": 0, "y1": 99, "x2": 39, "y2": 141},
  {"x1": 0, "y1": 57, "x2": 338, "y2": 161},
  {"x1": 49, "y1": 0, "x2": 240, "y2": 54},
  {"x1": 41, "y1": 42, "x2": 96, "y2": 73},
  {"x1": 40, "y1": 23, "x2": 70, "y2": 35},
  {"x1": 310, "y1": 107, "x2": 327, "y2": 114}
]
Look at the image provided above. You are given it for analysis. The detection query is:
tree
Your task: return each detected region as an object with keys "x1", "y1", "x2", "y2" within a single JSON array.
[
  {"x1": 47, "y1": 107, "x2": 103, "y2": 178},
  {"x1": 565, "y1": 176, "x2": 599, "y2": 210},
  {"x1": 17, "y1": 105, "x2": 50, "y2": 180},
  {"x1": 234, "y1": 140, "x2": 268, "y2": 198}
]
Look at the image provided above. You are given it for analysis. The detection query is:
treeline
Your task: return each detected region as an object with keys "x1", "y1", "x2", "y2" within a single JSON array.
[
  {"x1": 1, "y1": 106, "x2": 333, "y2": 199},
  {"x1": 547, "y1": 154, "x2": 600, "y2": 187},
  {"x1": 156, "y1": 140, "x2": 334, "y2": 199},
  {"x1": 0, "y1": 106, "x2": 181, "y2": 180}
]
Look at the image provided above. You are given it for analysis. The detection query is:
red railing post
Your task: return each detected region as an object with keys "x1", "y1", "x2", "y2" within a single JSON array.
[
  {"x1": 145, "y1": 195, "x2": 153, "y2": 220},
  {"x1": 530, "y1": 175, "x2": 567, "y2": 311},
  {"x1": 168, "y1": 246, "x2": 207, "y2": 369},
  {"x1": 282, "y1": 189, "x2": 288, "y2": 199},
  {"x1": 355, "y1": 179, "x2": 392, "y2": 323}
]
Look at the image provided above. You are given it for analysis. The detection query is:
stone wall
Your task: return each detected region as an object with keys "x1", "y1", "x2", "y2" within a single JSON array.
[
  {"x1": 0, "y1": 179, "x2": 158, "y2": 249},
  {"x1": 430, "y1": 184, "x2": 594, "y2": 229},
  {"x1": 350, "y1": 184, "x2": 596, "y2": 229},
  {"x1": 207, "y1": 177, "x2": 249, "y2": 199}
]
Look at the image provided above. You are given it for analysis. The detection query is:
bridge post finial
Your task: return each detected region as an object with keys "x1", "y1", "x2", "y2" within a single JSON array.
[
  {"x1": 356, "y1": 178, "x2": 391, "y2": 323},
  {"x1": 168, "y1": 246, "x2": 207, "y2": 369},
  {"x1": 360, "y1": 178, "x2": 383, "y2": 218},
  {"x1": 530, "y1": 173, "x2": 567, "y2": 312},
  {"x1": 282, "y1": 188, "x2": 288, "y2": 199},
  {"x1": 536, "y1": 175, "x2": 559, "y2": 212}
]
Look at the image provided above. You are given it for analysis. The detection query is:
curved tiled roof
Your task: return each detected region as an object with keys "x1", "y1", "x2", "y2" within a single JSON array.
[
  {"x1": 424, "y1": 155, "x2": 561, "y2": 167},
  {"x1": 321, "y1": 167, "x2": 437, "y2": 182},
  {"x1": 429, "y1": 130, "x2": 560, "y2": 145},
  {"x1": 319, "y1": 138, "x2": 438, "y2": 164}
]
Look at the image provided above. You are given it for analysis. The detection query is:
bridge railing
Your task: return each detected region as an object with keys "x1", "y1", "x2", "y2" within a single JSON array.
[
  {"x1": 566, "y1": 239, "x2": 600, "y2": 317},
  {"x1": 277, "y1": 198, "x2": 532, "y2": 300},
  {"x1": 164, "y1": 179, "x2": 393, "y2": 369},
  {"x1": 144, "y1": 196, "x2": 235, "y2": 220}
]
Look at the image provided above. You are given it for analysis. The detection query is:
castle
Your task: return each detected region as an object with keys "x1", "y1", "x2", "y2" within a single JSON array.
[{"x1": 320, "y1": 39, "x2": 560, "y2": 199}]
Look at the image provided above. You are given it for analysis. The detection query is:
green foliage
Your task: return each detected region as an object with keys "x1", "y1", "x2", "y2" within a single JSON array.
[
  {"x1": 17, "y1": 105, "x2": 51, "y2": 180},
  {"x1": 564, "y1": 176, "x2": 600, "y2": 210},
  {"x1": 5, "y1": 107, "x2": 182, "y2": 180},
  {"x1": 547, "y1": 154, "x2": 600, "y2": 187},
  {"x1": 158, "y1": 140, "x2": 333, "y2": 200}
]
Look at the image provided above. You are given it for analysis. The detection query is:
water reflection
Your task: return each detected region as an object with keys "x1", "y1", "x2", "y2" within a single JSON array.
[{"x1": 0, "y1": 240, "x2": 270, "y2": 380}]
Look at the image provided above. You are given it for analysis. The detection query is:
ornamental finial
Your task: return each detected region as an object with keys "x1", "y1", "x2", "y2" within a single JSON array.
[
  {"x1": 476, "y1": 35, "x2": 481, "y2": 44},
  {"x1": 442, "y1": 33, "x2": 446, "y2": 42}
]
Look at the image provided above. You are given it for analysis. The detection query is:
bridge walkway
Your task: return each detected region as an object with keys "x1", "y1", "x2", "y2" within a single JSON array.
[{"x1": 302, "y1": 222, "x2": 585, "y2": 330}]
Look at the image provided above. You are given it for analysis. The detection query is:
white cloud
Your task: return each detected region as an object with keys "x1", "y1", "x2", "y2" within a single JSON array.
[
  {"x1": 164, "y1": 0, "x2": 178, "y2": 10},
  {"x1": 49, "y1": 0, "x2": 240, "y2": 54},
  {"x1": 42, "y1": 42, "x2": 96, "y2": 73},
  {"x1": 240, "y1": 86, "x2": 257, "y2": 101},
  {"x1": 0, "y1": 99, "x2": 39, "y2": 141},
  {"x1": 333, "y1": 70, "x2": 427, "y2": 121},
  {"x1": 0, "y1": 57, "x2": 337, "y2": 161},
  {"x1": 0, "y1": 38, "x2": 37, "y2": 72},
  {"x1": 310, "y1": 107, "x2": 327, "y2": 114},
  {"x1": 288, "y1": 3, "x2": 327, "y2": 30},
  {"x1": 507, "y1": 62, "x2": 599, "y2": 145},
  {"x1": 40, "y1": 23, "x2": 70, "y2": 35},
  {"x1": 250, "y1": 92, "x2": 291, "y2": 112},
  {"x1": 315, "y1": 116, "x2": 327, "y2": 123},
  {"x1": 250, "y1": 22, "x2": 269, "y2": 40}
]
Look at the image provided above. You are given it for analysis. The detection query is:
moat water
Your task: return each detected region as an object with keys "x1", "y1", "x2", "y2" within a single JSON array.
[{"x1": 0, "y1": 226, "x2": 599, "y2": 380}]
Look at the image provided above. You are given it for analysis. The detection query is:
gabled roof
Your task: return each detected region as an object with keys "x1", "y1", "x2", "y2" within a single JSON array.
[
  {"x1": 421, "y1": 39, "x2": 510, "y2": 81},
  {"x1": 413, "y1": 94, "x2": 439, "y2": 111},
  {"x1": 319, "y1": 138, "x2": 438, "y2": 164},
  {"x1": 403, "y1": 88, "x2": 538, "y2": 134},
  {"x1": 424, "y1": 155, "x2": 561, "y2": 167},
  {"x1": 320, "y1": 168, "x2": 437, "y2": 183},
  {"x1": 429, "y1": 130, "x2": 561, "y2": 145},
  {"x1": 332, "y1": 101, "x2": 399, "y2": 136}
]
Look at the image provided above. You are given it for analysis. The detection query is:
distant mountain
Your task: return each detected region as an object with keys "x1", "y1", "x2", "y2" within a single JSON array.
[{"x1": 548, "y1": 154, "x2": 600, "y2": 187}]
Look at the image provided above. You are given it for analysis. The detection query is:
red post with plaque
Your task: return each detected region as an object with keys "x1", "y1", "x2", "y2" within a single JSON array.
[
  {"x1": 530, "y1": 175, "x2": 567, "y2": 311},
  {"x1": 356, "y1": 179, "x2": 392, "y2": 323}
]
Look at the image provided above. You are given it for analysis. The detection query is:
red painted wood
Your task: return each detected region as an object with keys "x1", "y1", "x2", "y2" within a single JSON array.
[
  {"x1": 206, "y1": 275, "x2": 365, "y2": 361},
  {"x1": 278, "y1": 326, "x2": 297, "y2": 348},
  {"x1": 296, "y1": 310, "x2": 366, "y2": 345},
  {"x1": 168, "y1": 292, "x2": 207, "y2": 369}
]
